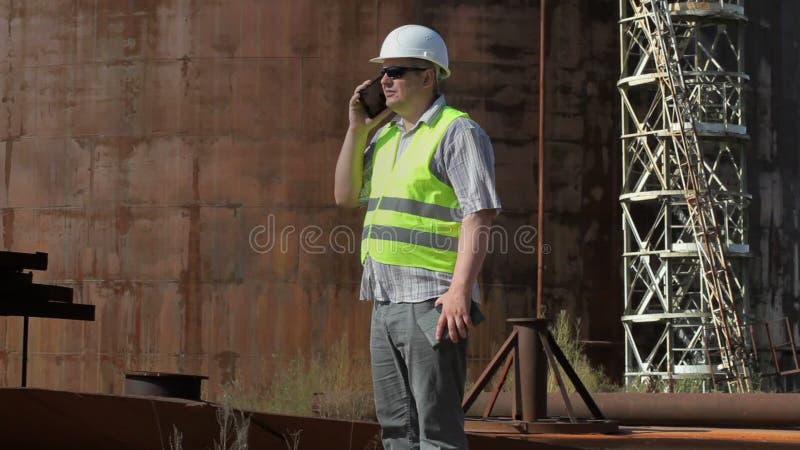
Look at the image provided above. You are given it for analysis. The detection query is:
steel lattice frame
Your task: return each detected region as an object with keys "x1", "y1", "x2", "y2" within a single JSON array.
[{"x1": 619, "y1": 0, "x2": 750, "y2": 390}]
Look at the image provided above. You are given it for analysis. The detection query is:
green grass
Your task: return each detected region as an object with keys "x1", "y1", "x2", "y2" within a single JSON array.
[
  {"x1": 221, "y1": 311, "x2": 618, "y2": 424},
  {"x1": 626, "y1": 376, "x2": 711, "y2": 393},
  {"x1": 224, "y1": 336, "x2": 375, "y2": 421},
  {"x1": 547, "y1": 309, "x2": 616, "y2": 393}
]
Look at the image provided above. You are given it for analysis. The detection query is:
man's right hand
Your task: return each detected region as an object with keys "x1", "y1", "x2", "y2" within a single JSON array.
[
  {"x1": 349, "y1": 80, "x2": 391, "y2": 132},
  {"x1": 335, "y1": 81, "x2": 390, "y2": 207}
]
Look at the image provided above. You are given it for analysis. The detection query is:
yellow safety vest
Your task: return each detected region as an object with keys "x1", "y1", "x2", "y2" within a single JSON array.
[{"x1": 361, "y1": 106, "x2": 468, "y2": 273}]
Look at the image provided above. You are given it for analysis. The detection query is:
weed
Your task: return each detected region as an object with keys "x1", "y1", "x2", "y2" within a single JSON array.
[
  {"x1": 224, "y1": 335, "x2": 375, "y2": 421},
  {"x1": 220, "y1": 312, "x2": 617, "y2": 425},
  {"x1": 282, "y1": 429, "x2": 302, "y2": 450},
  {"x1": 312, "y1": 337, "x2": 375, "y2": 421},
  {"x1": 214, "y1": 394, "x2": 251, "y2": 450},
  {"x1": 168, "y1": 395, "x2": 251, "y2": 450},
  {"x1": 169, "y1": 425, "x2": 183, "y2": 450},
  {"x1": 548, "y1": 309, "x2": 616, "y2": 393}
]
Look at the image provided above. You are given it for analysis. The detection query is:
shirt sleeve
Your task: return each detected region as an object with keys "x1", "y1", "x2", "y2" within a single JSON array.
[{"x1": 438, "y1": 119, "x2": 502, "y2": 216}]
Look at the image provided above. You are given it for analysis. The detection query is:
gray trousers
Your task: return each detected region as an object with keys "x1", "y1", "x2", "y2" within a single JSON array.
[{"x1": 370, "y1": 300, "x2": 469, "y2": 450}]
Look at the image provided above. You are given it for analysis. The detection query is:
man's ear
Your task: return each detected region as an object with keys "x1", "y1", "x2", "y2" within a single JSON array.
[{"x1": 423, "y1": 69, "x2": 436, "y2": 87}]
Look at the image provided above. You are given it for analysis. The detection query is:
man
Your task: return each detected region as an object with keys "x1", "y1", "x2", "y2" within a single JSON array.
[{"x1": 334, "y1": 24, "x2": 500, "y2": 450}]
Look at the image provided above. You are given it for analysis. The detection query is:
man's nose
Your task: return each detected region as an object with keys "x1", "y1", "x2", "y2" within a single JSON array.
[{"x1": 381, "y1": 73, "x2": 393, "y2": 86}]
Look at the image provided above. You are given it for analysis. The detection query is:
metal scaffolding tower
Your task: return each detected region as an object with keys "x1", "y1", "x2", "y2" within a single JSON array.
[{"x1": 619, "y1": 0, "x2": 752, "y2": 391}]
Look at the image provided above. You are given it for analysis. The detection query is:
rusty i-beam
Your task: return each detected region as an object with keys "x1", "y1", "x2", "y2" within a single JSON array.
[{"x1": 0, "y1": 251, "x2": 95, "y2": 387}]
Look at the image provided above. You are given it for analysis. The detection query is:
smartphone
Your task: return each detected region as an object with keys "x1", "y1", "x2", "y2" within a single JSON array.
[
  {"x1": 358, "y1": 76, "x2": 386, "y2": 118},
  {"x1": 416, "y1": 302, "x2": 485, "y2": 349}
]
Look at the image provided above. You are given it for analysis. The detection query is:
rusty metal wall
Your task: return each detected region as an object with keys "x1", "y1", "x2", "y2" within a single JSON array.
[
  {"x1": 745, "y1": 1, "x2": 800, "y2": 334},
  {"x1": 0, "y1": 0, "x2": 632, "y2": 397}
]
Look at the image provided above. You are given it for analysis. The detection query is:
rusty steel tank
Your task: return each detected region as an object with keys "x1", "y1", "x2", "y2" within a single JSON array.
[{"x1": 1, "y1": 0, "x2": 797, "y2": 402}]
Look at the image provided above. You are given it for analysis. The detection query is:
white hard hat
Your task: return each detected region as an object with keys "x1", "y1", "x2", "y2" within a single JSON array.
[{"x1": 370, "y1": 25, "x2": 451, "y2": 80}]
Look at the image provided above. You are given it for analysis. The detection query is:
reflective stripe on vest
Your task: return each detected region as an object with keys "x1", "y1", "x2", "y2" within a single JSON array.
[
  {"x1": 362, "y1": 225, "x2": 459, "y2": 252},
  {"x1": 360, "y1": 106, "x2": 468, "y2": 273},
  {"x1": 366, "y1": 197, "x2": 462, "y2": 223}
]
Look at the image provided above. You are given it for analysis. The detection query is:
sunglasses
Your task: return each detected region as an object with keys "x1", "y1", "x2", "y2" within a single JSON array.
[{"x1": 380, "y1": 66, "x2": 428, "y2": 79}]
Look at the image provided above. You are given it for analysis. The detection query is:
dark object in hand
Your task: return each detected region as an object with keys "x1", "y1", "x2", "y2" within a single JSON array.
[
  {"x1": 417, "y1": 302, "x2": 485, "y2": 349},
  {"x1": 358, "y1": 75, "x2": 386, "y2": 118}
]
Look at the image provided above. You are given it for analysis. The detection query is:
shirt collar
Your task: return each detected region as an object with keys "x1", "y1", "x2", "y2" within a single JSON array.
[{"x1": 391, "y1": 95, "x2": 447, "y2": 132}]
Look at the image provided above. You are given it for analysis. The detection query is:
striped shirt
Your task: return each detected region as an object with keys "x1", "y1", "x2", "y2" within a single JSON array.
[{"x1": 358, "y1": 96, "x2": 501, "y2": 303}]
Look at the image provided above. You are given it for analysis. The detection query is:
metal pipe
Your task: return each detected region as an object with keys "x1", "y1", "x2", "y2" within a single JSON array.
[
  {"x1": 536, "y1": 0, "x2": 546, "y2": 319},
  {"x1": 466, "y1": 392, "x2": 800, "y2": 428},
  {"x1": 510, "y1": 319, "x2": 548, "y2": 420},
  {"x1": 21, "y1": 316, "x2": 28, "y2": 387},
  {"x1": 786, "y1": 317, "x2": 800, "y2": 371}
]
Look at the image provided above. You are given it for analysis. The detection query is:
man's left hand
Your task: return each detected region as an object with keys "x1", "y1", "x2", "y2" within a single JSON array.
[{"x1": 434, "y1": 288, "x2": 473, "y2": 343}]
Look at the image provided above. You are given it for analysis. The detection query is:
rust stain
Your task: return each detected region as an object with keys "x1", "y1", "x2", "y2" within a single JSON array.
[
  {"x1": 115, "y1": 206, "x2": 131, "y2": 236},
  {"x1": 3, "y1": 138, "x2": 11, "y2": 196},
  {"x1": 180, "y1": 55, "x2": 191, "y2": 96},
  {"x1": 1, "y1": 208, "x2": 12, "y2": 249},
  {"x1": 117, "y1": 137, "x2": 137, "y2": 162},
  {"x1": 121, "y1": 63, "x2": 141, "y2": 125},
  {"x1": 191, "y1": 155, "x2": 199, "y2": 200},
  {"x1": 179, "y1": 204, "x2": 202, "y2": 357},
  {"x1": 211, "y1": 33, "x2": 239, "y2": 56},
  {"x1": 3, "y1": 0, "x2": 14, "y2": 197},
  {"x1": 121, "y1": 7, "x2": 141, "y2": 57},
  {"x1": 213, "y1": 351, "x2": 239, "y2": 385},
  {"x1": 134, "y1": 282, "x2": 144, "y2": 356},
  {"x1": 179, "y1": 156, "x2": 203, "y2": 370}
]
